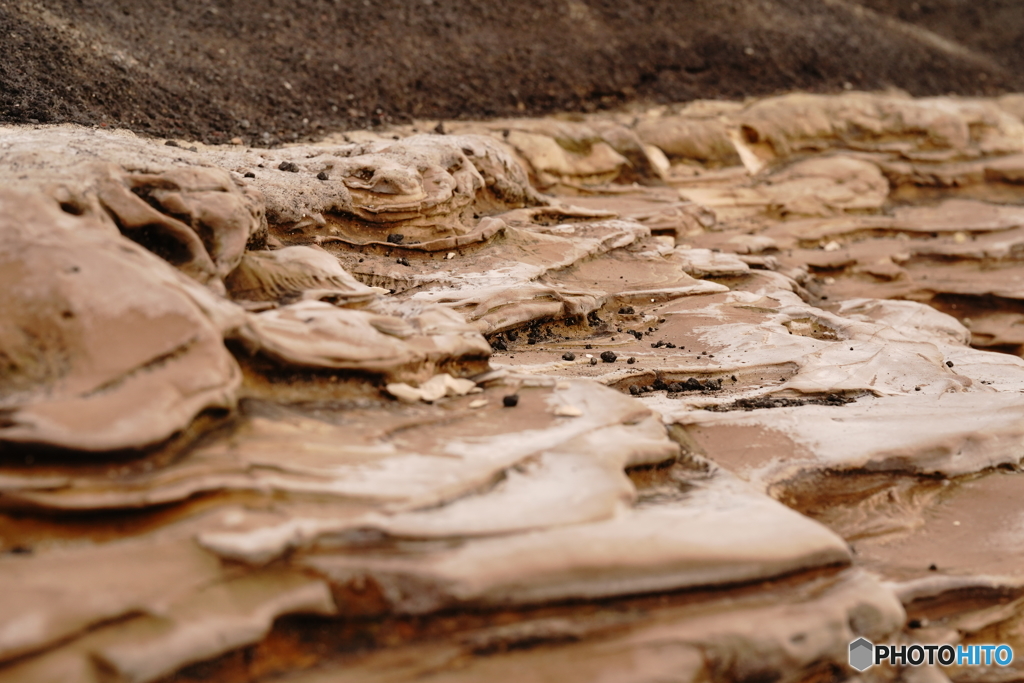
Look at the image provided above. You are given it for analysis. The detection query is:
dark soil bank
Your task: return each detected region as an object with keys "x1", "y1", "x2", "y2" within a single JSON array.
[{"x1": 2, "y1": 0, "x2": 1023, "y2": 144}]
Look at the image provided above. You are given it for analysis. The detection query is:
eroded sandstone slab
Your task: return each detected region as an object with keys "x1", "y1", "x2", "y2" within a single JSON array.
[{"x1": 3, "y1": 90, "x2": 1024, "y2": 683}]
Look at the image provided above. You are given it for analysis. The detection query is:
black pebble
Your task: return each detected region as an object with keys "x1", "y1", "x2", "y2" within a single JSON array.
[
  {"x1": 317, "y1": 171, "x2": 329, "y2": 180},
  {"x1": 731, "y1": 375, "x2": 738, "y2": 382},
  {"x1": 502, "y1": 394, "x2": 519, "y2": 407},
  {"x1": 278, "y1": 161, "x2": 300, "y2": 172},
  {"x1": 243, "y1": 171, "x2": 256, "y2": 178},
  {"x1": 434, "y1": 122, "x2": 446, "y2": 135},
  {"x1": 165, "y1": 140, "x2": 180, "y2": 147},
  {"x1": 589, "y1": 357, "x2": 598, "y2": 365},
  {"x1": 585, "y1": 344, "x2": 593, "y2": 350},
  {"x1": 667, "y1": 382, "x2": 683, "y2": 392},
  {"x1": 908, "y1": 619, "x2": 922, "y2": 629},
  {"x1": 188, "y1": 146, "x2": 198, "y2": 153},
  {"x1": 492, "y1": 339, "x2": 507, "y2": 351},
  {"x1": 946, "y1": 361, "x2": 954, "y2": 368},
  {"x1": 618, "y1": 306, "x2": 635, "y2": 315},
  {"x1": 601, "y1": 351, "x2": 618, "y2": 363},
  {"x1": 387, "y1": 233, "x2": 405, "y2": 244},
  {"x1": 629, "y1": 385, "x2": 640, "y2": 395},
  {"x1": 627, "y1": 357, "x2": 636, "y2": 364},
  {"x1": 562, "y1": 352, "x2": 576, "y2": 361},
  {"x1": 928, "y1": 563, "x2": 938, "y2": 571},
  {"x1": 396, "y1": 257, "x2": 410, "y2": 267},
  {"x1": 5, "y1": 546, "x2": 32, "y2": 555},
  {"x1": 684, "y1": 378, "x2": 703, "y2": 391}
]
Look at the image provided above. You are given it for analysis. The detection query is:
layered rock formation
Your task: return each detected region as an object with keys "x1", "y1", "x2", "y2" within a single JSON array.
[{"x1": 2, "y1": 90, "x2": 1024, "y2": 682}]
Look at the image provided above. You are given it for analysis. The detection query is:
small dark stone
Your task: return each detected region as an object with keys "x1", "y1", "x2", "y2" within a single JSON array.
[
  {"x1": 627, "y1": 357, "x2": 636, "y2": 364},
  {"x1": 667, "y1": 382, "x2": 683, "y2": 392},
  {"x1": 507, "y1": 331, "x2": 518, "y2": 342},
  {"x1": 562, "y1": 352, "x2": 576, "y2": 361},
  {"x1": 396, "y1": 257, "x2": 410, "y2": 267},
  {"x1": 659, "y1": 318, "x2": 666, "y2": 323},
  {"x1": 648, "y1": 327, "x2": 654, "y2": 332},
  {"x1": 386, "y1": 233, "x2": 405, "y2": 244},
  {"x1": 243, "y1": 171, "x2": 256, "y2": 178},
  {"x1": 278, "y1": 161, "x2": 300, "y2": 172},
  {"x1": 188, "y1": 146, "x2": 198, "y2": 152},
  {"x1": 492, "y1": 339, "x2": 507, "y2": 351},
  {"x1": 6, "y1": 546, "x2": 32, "y2": 555},
  {"x1": 664, "y1": 342, "x2": 676, "y2": 348},
  {"x1": 589, "y1": 357, "x2": 598, "y2": 365},
  {"x1": 316, "y1": 171, "x2": 329, "y2": 180},
  {"x1": 618, "y1": 306, "x2": 635, "y2": 315},
  {"x1": 732, "y1": 375, "x2": 738, "y2": 381},
  {"x1": 915, "y1": 386, "x2": 921, "y2": 391},
  {"x1": 701, "y1": 351, "x2": 707, "y2": 355},
  {"x1": 585, "y1": 344, "x2": 593, "y2": 350},
  {"x1": 908, "y1": 619, "x2": 922, "y2": 629},
  {"x1": 600, "y1": 351, "x2": 618, "y2": 363},
  {"x1": 946, "y1": 360, "x2": 954, "y2": 368},
  {"x1": 629, "y1": 385, "x2": 640, "y2": 395},
  {"x1": 684, "y1": 378, "x2": 703, "y2": 391},
  {"x1": 165, "y1": 140, "x2": 180, "y2": 147},
  {"x1": 434, "y1": 122, "x2": 446, "y2": 135},
  {"x1": 502, "y1": 394, "x2": 519, "y2": 407},
  {"x1": 928, "y1": 564, "x2": 938, "y2": 571}
]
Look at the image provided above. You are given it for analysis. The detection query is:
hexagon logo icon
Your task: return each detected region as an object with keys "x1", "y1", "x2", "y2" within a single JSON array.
[{"x1": 849, "y1": 638, "x2": 874, "y2": 671}]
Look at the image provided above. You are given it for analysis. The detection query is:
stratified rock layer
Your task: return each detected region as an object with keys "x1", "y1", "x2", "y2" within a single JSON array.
[{"x1": 2, "y1": 90, "x2": 1024, "y2": 682}]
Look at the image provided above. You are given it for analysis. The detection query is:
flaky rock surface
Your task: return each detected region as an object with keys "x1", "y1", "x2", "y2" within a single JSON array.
[{"x1": 3, "y1": 90, "x2": 1024, "y2": 683}]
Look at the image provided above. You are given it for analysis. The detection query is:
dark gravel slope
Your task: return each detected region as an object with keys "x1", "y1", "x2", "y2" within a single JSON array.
[{"x1": 1, "y1": 0, "x2": 1021, "y2": 144}]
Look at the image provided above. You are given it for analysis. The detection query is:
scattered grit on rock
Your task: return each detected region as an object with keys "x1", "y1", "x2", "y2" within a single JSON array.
[{"x1": 3, "y1": 90, "x2": 1024, "y2": 682}]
